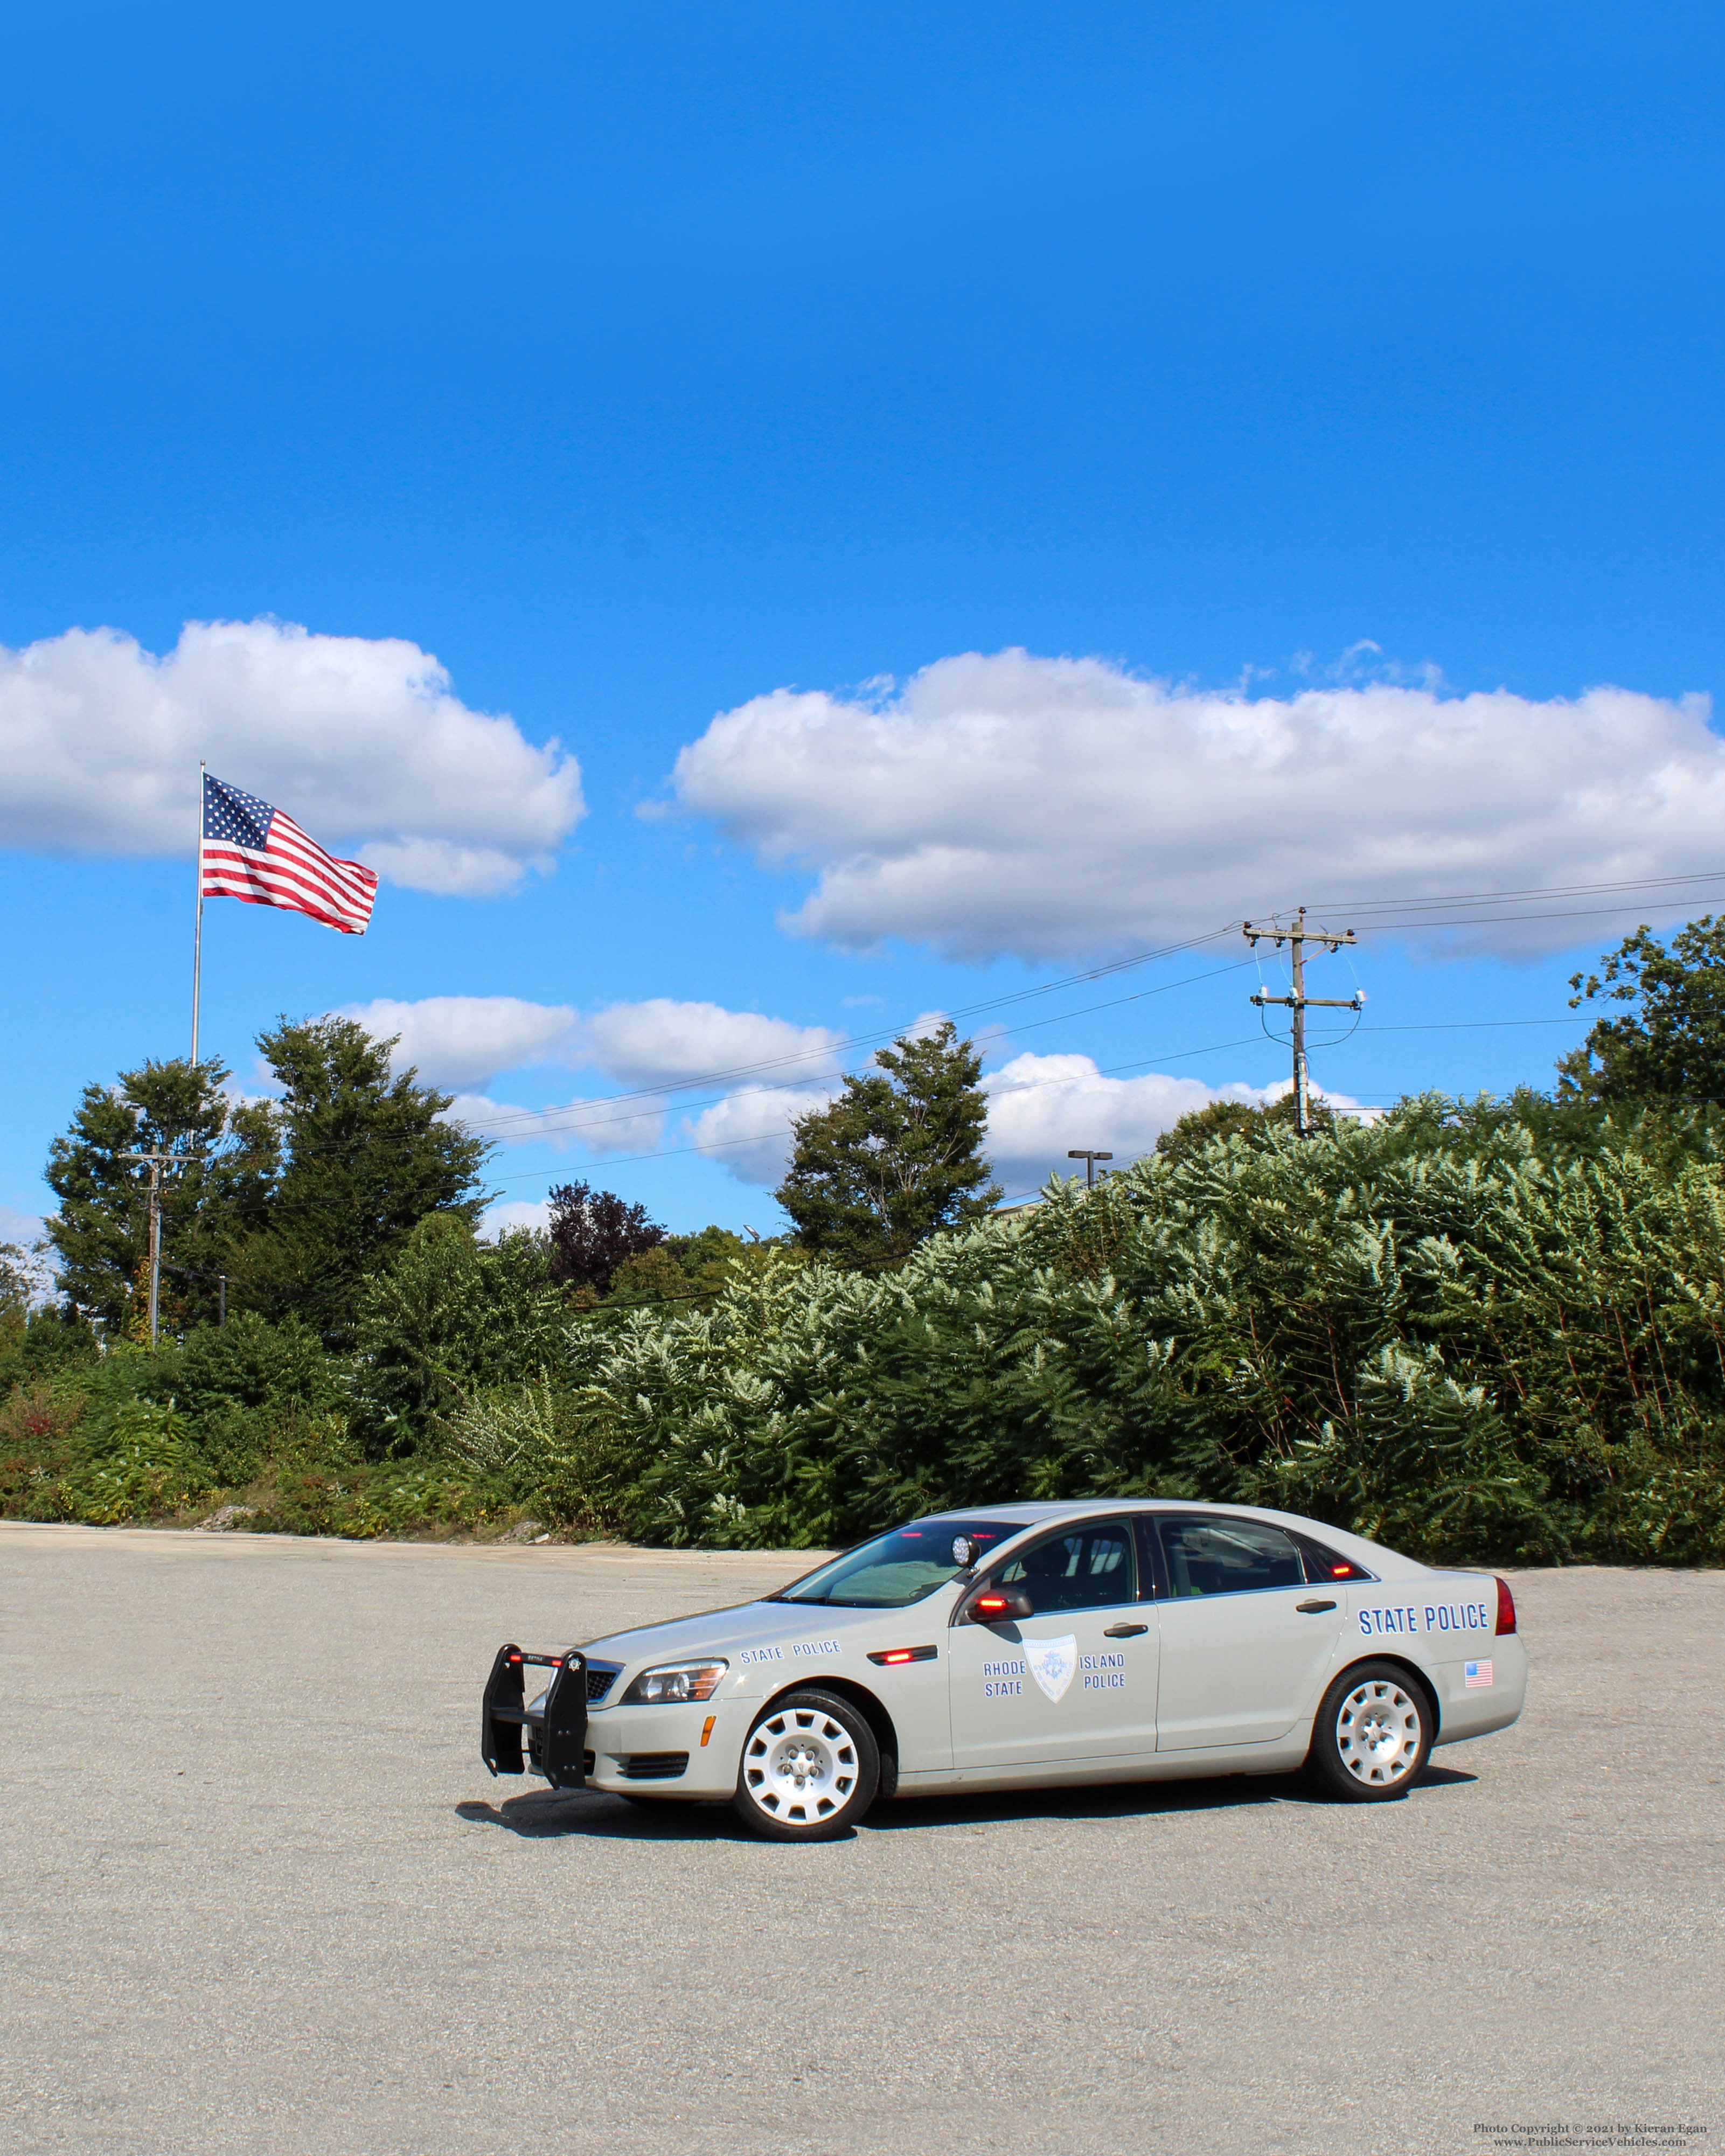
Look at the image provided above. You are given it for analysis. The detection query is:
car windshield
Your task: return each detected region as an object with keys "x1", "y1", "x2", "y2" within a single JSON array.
[{"x1": 770, "y1": 1519, "x2": 1028, "y2": 1608}]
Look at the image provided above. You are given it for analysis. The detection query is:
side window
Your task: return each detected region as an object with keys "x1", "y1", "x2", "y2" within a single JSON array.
[
  {"x1": 1157, "y1": 1517, "x2": 1305, "y2": 1598},
  {"x1": 999, "y1": 1521, "x2": 1137, "y2": 1613},
  {"x1": 1293, "y1": 1534, "x2": 1375, "y2": 1585}
]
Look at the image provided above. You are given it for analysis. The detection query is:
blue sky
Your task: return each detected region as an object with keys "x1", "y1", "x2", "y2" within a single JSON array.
[{"x1": 5, "y1": 2, "x2": 1725, "y2": 1241}]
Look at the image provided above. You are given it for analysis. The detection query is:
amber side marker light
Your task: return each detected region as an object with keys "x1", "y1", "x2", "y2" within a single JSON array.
[{"x1": 699, "y1": 1715, "x2": 717, "y2": 1748}]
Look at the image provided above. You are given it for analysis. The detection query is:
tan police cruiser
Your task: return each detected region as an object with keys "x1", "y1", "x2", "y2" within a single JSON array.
[{"x1": 480, "y1": 1499, "x2": 1527, "y2": 1839}]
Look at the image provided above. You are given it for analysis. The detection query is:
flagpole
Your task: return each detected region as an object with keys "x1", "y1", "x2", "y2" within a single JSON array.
[{"x1": 191, "y1": 761, "x2": 205, "y2": 1067}]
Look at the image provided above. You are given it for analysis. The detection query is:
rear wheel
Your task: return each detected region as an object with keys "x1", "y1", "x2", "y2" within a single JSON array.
[
  {"x1": 732, "y1": 1689, "x2": 879, "y2": 1840},
  {"x1": 1306, "y1": 1662, "x2": 1432, "y2": 1802}
]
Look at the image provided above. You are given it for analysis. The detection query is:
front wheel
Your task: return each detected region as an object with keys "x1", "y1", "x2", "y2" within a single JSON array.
[
  {"x1": 1305, "y1": 1662, "x2": 1433, "y2": 1802},
  {"x1": 732, "y1": 1689, "x2": 879, "y2": 1840}
]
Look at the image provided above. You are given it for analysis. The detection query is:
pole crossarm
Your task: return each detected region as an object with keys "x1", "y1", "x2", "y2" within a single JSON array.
[{"x1": 1250, "y1": 993, "x2": 1362, "y2": 1010}]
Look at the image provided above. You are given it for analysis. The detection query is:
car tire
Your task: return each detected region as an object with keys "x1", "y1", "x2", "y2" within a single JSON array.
[
  {"x1": 1305, "y1": 1661, "x2": 1434, "y2": 1802},
  {"x1": 732, "y1": 1689, "x2": 880, "y2": 1840}
]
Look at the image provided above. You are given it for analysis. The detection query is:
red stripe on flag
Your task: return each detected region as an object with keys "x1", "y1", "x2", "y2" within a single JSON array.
[
  {"x1": 267, "y1": 815, "x2": 379, "y2": 907},
  {"x1": 202, "y1": 838, "x2": 376, "y2": 933}
]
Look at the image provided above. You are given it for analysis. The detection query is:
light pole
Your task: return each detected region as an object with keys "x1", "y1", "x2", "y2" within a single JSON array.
[{"x1": 1067, "y1": 1149, "x2": 1114, "y2": 1190}]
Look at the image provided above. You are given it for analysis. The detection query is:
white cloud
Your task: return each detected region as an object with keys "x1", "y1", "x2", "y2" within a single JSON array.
[
  {"x1": 0, "y1": 618, "x2": 583, "y2": 895},
  {"x1": 342, "y1": 992, "x2": 845, "y2": 1098},
  {"x1": 578, "y1": 998, "x2": 845, "y2": 1089},
  {"x1": 982, "y1": 1053, "x2": 1269, "y2": 1191},
  {"x1": 0, "y1": 1203, "x2": 46, "y2": 1249},
  {"x1": 341, "y1": 997, "x2": 579, "y2": 1091},
  {"x1": 685, "y1": 1084, "x2": 840, "y2": 1186},
  {"x1": 338, "y1": 990, "x2": 1380, "y2": 1195},
  {"x1": 447, "y1": 1092, "x2": 669, "y2": 1154},
  {"x1": 683, "y1": 1053, "x2": 1374, "y2": 1194},
  {"x1": 482, "y1": 1199, "x2": 554, "y2": 1238},
  {"x1": 663, "y1": 648, "x2": 1725, "y2": 961}
]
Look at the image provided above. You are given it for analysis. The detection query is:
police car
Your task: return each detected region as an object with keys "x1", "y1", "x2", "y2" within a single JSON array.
[{"x1": 480, "y1": 1499, "x2": 1526, "y2": 1839}]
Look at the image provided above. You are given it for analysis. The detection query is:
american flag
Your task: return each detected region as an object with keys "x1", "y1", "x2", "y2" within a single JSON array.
[{"x1": 200, "y1": 774, "x2": 379, "y2": 936}]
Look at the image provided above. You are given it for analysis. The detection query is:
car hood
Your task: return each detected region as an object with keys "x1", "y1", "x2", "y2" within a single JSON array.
[{"x1": 580, "y1": 1595, "x2": 943, "y2": 1668}]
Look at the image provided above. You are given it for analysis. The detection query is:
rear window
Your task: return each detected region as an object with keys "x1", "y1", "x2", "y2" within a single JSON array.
[
  {"x1": 1293, "y1": 1534, "x2": 1376, "y2": 1584},
  {"x1": 771, "y1": 1519, "x2": 1027, "y2": 1608}
]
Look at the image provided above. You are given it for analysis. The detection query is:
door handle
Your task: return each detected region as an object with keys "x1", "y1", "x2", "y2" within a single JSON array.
[
  {"x1": 1103, "y1": 1623, "x2": 1150, "y2": 1637},
  {"x1": 1296, "y1": 1598, "x2": 1338, "y2": 1613}
]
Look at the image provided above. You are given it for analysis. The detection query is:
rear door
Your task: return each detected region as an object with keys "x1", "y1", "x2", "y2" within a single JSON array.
[
  {"x1": 947, "y1": 1518, "x2": 1158, "y2": 1770},
  {"x1": 1152, "y1": 1515, "x2": 1345, "y2": 1751}
]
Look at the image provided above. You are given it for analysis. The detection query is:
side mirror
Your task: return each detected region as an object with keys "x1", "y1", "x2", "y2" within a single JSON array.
[{"x1": 966, "y1": 1582, "x2": 1034, "y2": 1625}]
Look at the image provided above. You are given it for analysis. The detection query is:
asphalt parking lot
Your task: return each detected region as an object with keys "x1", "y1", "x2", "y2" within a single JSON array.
[{"x1": 2, "y1": 1526, "x2": 1719, "y2": 2156}]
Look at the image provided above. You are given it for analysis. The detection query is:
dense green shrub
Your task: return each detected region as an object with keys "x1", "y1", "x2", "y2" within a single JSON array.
[
  {"x1": 7, "y1": 1093, "x2": 1725, "y2": 1561},
  {"x1": 348, "y1": 1220, "x2": 569, "y2": 1457},
  {"x1": 444, "y1": 1098, "x2": 1725, "y2": 1563}
]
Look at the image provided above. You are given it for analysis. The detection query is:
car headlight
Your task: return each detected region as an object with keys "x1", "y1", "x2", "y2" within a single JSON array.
[{"x1": 620, "y1": 1659, "x2": 729, "y2": 1705}]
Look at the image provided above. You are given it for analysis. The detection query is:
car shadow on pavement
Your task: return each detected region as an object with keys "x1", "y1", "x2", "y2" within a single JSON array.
[
  {"x1": 456, "y1": 1790, "x2": 755, "y2": 1841},
  {"x1": 456, "y1": 1762, "x2": 1478, "y2": 1842}
]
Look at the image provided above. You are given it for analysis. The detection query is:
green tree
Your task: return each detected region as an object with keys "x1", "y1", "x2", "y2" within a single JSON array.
[
  {"x1": 775, "y1": 1023, "x2": 1001, "y2": 1267},
  {"x1": 44, "y1": 1059, "x2": 277, "y2": 1334},
  {"x1": 229, "y1": 1016, "x2": 492, "y2": 1346},
  {"x1": 607, "y1": 1243, "x2": 696, "y2": 1307},
  {"x1": 1558, "y1": 916, "x2": 1725, "y2": 1104},
  {"x1": 1153, "y1": 1091, "x2": 1332, "y2": 1165},
  {"x1": 350, "y1": 1218, "x2": 566, "y2": 1455}
]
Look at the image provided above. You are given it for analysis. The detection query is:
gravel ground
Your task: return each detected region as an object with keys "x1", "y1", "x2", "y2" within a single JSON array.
[{"x1": 1, "y1": 1524, "x2": 1719, "y2": 2156}]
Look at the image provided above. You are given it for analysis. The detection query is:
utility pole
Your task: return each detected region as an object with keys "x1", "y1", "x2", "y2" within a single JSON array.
[
  {"x1": 1067, "y1": 1149, "x2": 1114, "y2": 1190},
  {"x1": 118, "y1": 1150, "x2": 173, "y2": 1347},
  {"x1": 1243, "y1": 908, "x2": 1360, "y2": 1137}
]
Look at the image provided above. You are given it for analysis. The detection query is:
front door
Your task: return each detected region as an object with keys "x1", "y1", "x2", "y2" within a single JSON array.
[
  {"x1": 1153, "y1": 1515, "x2": 1345, "y2": 1751},
  {"x1": 948, "y1": 1518, "x2": 1159, "y2": 1771}
]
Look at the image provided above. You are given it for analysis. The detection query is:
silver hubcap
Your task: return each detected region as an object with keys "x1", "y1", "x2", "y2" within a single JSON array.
[
  {"x1": 742, "y1": 1707, "x2": 857, "y2": 1824},
  {"x1": 1335, "y1": 1679, "x2": 1423, "y2": 1786}
]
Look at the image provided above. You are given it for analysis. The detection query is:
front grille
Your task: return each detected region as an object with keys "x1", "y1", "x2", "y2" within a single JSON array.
[
  {"x1": 617, "y1": 1752, "x2": 688, "y2": 1781},
  {"x1": 587, "y1": 1667, "x2": 620, "y2": 1703}
]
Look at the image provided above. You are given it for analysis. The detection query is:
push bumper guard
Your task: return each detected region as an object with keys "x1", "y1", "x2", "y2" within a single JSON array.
[{"x1": 481, "y1": 1644, "x2": 588, "y2": 1791}]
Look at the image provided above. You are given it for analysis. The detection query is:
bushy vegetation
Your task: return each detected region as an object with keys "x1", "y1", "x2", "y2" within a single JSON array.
[
  {"x1": 6, "y1": 1093, "x2": 1724, "y2": 1564},
  {"x1": 6, "y1": 933, "x2": 1725, "y2": 1561}
]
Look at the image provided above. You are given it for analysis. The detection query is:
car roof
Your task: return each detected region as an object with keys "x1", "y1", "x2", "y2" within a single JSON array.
[
  {"x1": 917, "y1": 1499, "x2": 1280, "y2": 1523},
  {"x1": 907, "y1": 1498, "x2": 1420, "y2": 1576}
]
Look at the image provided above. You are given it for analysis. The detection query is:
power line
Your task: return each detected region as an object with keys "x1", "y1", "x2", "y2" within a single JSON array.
[
  {"x1": 1306, "y1": 867, "x2": 1725, "y2": 914},
  {"x1": 452, "y1": 868, "x2": 1725, "y2": 1140}
]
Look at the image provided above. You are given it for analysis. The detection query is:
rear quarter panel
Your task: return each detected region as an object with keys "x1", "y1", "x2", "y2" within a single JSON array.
[{"x1": 1346, "y1": 1573, "x2": 1527, "y2": 1744}]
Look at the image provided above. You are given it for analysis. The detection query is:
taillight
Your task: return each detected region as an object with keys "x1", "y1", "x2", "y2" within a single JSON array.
[{"x1": 1494, "y1": 1577, "x2": 1517, "y2": 1636}]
